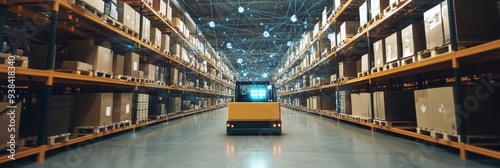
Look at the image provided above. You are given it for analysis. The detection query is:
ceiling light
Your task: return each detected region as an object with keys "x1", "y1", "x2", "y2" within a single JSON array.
[
  {"x1": 237, "y1": 58, "x2": 243, "y2": 64},
  {"x1": 263, "y1": 31, "x2": 270, "y2": 37},
  {"x1": 291, "y1": 15, "x2": 297, "y2": 22},
  {"x1": 287, "y1": 41, "x2": 292, "y2": 46},
  {"x1": 262, "y1": 73, "x2": 268, "y2": 78},
  {"x1": 243, "y1": 73, "x2": 247, "y2": 76},
  {"x1": 226, "y1": 43, "x2": 232, "y2": 49},
  {"x1": 209, "y1": 21, "x2": 215, "y2": 28},
  {"x1": 238, "y1": 6, "x2": 244, "y2": 13}
]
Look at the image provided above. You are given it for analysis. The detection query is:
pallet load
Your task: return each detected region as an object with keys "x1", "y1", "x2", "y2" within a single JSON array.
[
  {"x1": 422, "y1": 0, "x2": 496, "y2": 58},
  {"x1": 0, "y1": 102, "x2": 22, "y2": 149},
  {"x1": 334, "y1": 0, "x2": 347, "y2": 12},
  {"x1": 414, "y1": 85, "x2": 500, "y2": 141},
  {"x1": 359, "y1": 54, "x2": 369, "y2": 77},
  {"x1": 68, "y1": 39, "x2": 114, "y2": 77},
  {"x1": 166, "y1": 5, "x2": 172, "y2": 23},
  {"x1": 181, "y1": 100, "x2": 191, "y2": 111},
  {"x1": 140, "y1": 63, "x2": 156, "y2": 81},
  {"x1": 148, "y1": 94, "x2": 166, "y2": 117},
  {"x1": 113, "y1": 93, "x2": 132, "y2": 124},
  {"x1": 74, "y1": 93, "x2": 113, "y2": 128},
  {"x1": 168, "y1": 96, "x2": 181, "y2": 113},
  {"x1": 142, "y1": 16, "x2": 151, "y2": 42},
  {"x1": 339, "y1": 21, "x2": 359, "y2": 45},
  {"x1": 374, "y1": 91, "x2": 416, "y2": 121},
  {"x1": 153, "y1": 0, "x2": 167, "y2": 18},
  {"x1": 123, "y1": 52, "x2": 140, "y2": 78},
  {"x1": 370, "y1": 0, "x2": 390, "y2": 19},
  {"x1": 155, "y1": 66, "x2": 167, "y2": 85},
  {"x1": 134, "y1": 10, "x2": 140, "y2": 34},
  {"x1": 172, "y1": 17, "x2": 185, "y2": 35},
  {"x1": 384, "y1": 31, "x2": 402, "y2": 69},
  {"x1": 112, "y1": 54, "x2": 124, "y2": 76},
  {"x1": 168, "y1": 67, "x2": 179, "y2": 86},
  {"x1": 351, "y1": 93, "x2": 372, "y2": 119},
  {"x1": 117, "y1": 2, "x2": 135, "y2": 31},
  {"x1": 401, "y1": 21, "x2": 425, "y2": 59},
  {"x1": 339, "y1": 61, "x2": 357, "y2": 82},
  {"x1": 137, "y1": 94, "x2": 149, "y2": 123},
  {"x1": 338, "y1": 90, "x2": 352, "y2": 115},
  {"x1": 150, "y1": 27, "x2": 162, "y2": 48},
  {"x1": 161, "y1": 34, "x2": 171, "y2": 53},
  {"x1": 171, "y1": 43, "x2": 182, "y2": 59},
  {"x1": 359, "y1": 2, "x2": 368, "y2": 27},
  {"x1": 104, "y1": 0, "x2": 118, "y2": 20}
]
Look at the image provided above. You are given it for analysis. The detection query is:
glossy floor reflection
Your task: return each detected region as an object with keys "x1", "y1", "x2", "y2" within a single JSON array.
[{"x1": 5, "y1": 107, "x2": 500, "y2": 168}]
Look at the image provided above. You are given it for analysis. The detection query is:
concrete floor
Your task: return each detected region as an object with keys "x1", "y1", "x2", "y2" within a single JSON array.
[{"x1": 4, "y1": 107, "x2": 500, "y2": 168}]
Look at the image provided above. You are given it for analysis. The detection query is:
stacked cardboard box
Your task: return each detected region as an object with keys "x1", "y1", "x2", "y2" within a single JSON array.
[
  {"x1": 140, "y1": 64, "x2": 156, "y2": 80},
  {"x1": 150, "y1": 28, "x2": 162, "y2": 47},
  {"x1": 361, "y1": 54, "x2": 369, "y2": 73},
  {"x1": 371, "y1": 0, "x2": 389, "y2": 19},
  {"x1": 339, "y1": 21, "x2": 359, "y2": 43},
  {"x1": 169, "y1": 68, "x2": 179, "y2": 86},
  {"x1": 339, "y1": 61, "x2": 357, "y2": 78},
  {"x1": 351, "y1": 93, "x2": 371, "y2": 118},
  {"x1": 153, "y1": 0, "x2": 167, "y2": 17},
  {"x1": 334, "y1": 0, "x2": 348, "y2": 12},
  {"x1": 113, "y1": 93, "x2": 132, "y2": 123},
  {"x1": 137, "y1": 94, "x2": 149, "y2": 123},
  {"x1": 118, "y1": 2, "x2": 135, "y2": 30},
  {"x1": 359, "y1": 2, "x2": 368, "y2": 26},
  {"x1": 68, "y1": 40, "x2": 114, "y2": 73},
  {"x1": 168, "y1": 97, "x2": 181, "y2": 113},
  {"x1": 339, "y1": 90, "x2": 352, "y2": 114},
  {"x1": 74, "y1": 93, "x2": 113, "y2": 126},
  {"x1": 401, "y1": 22, "x2": 425, "y2": 58},
  {"x1": 374, "y1": 91, "x2": 415, "y2": 121},
  {"x1": 142, "y1": 16, "x2": 151, "y2": 41},
  {"x1": 112, "y1": 54, "x2": 124, "y2": 75},
  {"x1": 61, "y1": 61, "x2": 93, "y2": 71},
  {"x1": 124, "y1": 52, "x2": 139, "y2": 77},
  {"x1": 27, "y1": 45, "x2": 56, "y2": 69},
  {"x1": 161, "y1": 34, "x2": 171, "y2": 53},
  {"x1": 385, "y1": 32, "x2": 402, "y2": 63},
  {"x1": 104, "y1": 0, "x2": 118, "y2": 20},
  {"x1": 373, "y1": 39, "x2": 385, "y2": 68}
]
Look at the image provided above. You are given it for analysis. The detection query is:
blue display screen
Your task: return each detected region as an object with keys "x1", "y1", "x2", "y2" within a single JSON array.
[{"x1": 250, "y1": 88, "x2": 267, "y2": 100}]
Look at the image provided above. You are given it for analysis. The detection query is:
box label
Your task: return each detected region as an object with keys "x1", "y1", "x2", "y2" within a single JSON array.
[
  {"x1": 133, "y1": 61, "x2": 138, "y2": 71},
  {"x1": 106, "y1": 107, "x2": 111, "y2": 116},
  {"x1": 126, "y1": 104, "x2": 130, "y2": 113}
]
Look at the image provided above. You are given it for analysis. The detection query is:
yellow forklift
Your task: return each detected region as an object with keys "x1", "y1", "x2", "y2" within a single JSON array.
[{"x1": 226, "y1": 81, "x2": 281, "y2": 135}]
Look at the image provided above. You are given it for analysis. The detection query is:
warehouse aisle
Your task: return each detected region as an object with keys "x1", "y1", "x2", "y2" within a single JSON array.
[{"x1": 5, "y1": 107, "x2": 500, "y2": 168}]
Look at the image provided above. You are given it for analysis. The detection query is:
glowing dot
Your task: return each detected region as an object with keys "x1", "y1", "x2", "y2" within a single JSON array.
[
  {"x1": 263, "y1": 31, "x2": 270, "y2": 37},
  {"x1": 270, "y1": 54, "x2": 274, "y2": 58},
  {"x1": 238, "y1": 6, "x2": 244, "y2": 13},
  {"x1": 243, "y1": 73, "x2": 247, "y2": 76},
  {"x1": 263, "y1": 73, "x2": 268, "y2": 78},
  {"x1": 226, "y1": 18, "x2": 229, "y2": 21},
  {"x1": 237, "y1": 58, "x2": 243, "y2": 64},
  {"x1": 209, "y1": 21, "x2": 215, "y2": 28},
  {"x1": 287, "y1": 41, "x2": 292, "y2": 46},
  {"x1": 291, "y1": 15, "x2": 297, "y2": 22},
  {"x1": 226, "y1": 43, "x2": 232, "y2": 49},
  {"x1": 267, "y1": 85, "x2": 272, "y2": 90}
]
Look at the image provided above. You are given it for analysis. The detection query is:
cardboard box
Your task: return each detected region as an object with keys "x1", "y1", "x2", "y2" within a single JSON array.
[
  {"x1": 134, "y1": 11, "x2": 140, "y2": 33},
  {"x1": 74, "y1": 93, "x2": 113, "y2": 126},
  {"x1": 112, "y1": 54, "x2": 124, "y2": 75},
  {"x1": 138, "y1": 70, "x2": 144, "y2": 79},
  {"x1": 371, "y1": 0, "x2": 389, "y2": 19},
  {"x1": 161, "y1": 34, "x2": 170, "y2": 52},
  {"x1": 423, "y1": 4, "x2": 444, "y2": 49},
  {"x1": 384, "y1": 31, "x2": 402, "y2": 63},
  {"x1": 155, "y1": 66, "x2": 166, "y2": 82},
  {"x1": 104, "y1": 1, "x2": 118, "y2": 20},
  {"x1": 153, "y1": 0, "x2": 167, "y2": 17},
  {"x1": 140, "y1": 64, "x2": 156, "y2": 80},
  {"x1": 166, "y1": 5, "x2": 172, "y2": 22},
  {"x1": 374, "y1": 91, "x2": 416, "y2": 121},
  {"x1": 123, "y1": 52, "x2": 139, "y2": 77},
  {"x1": 150, "y1": 28, "x2": 162, "y2": 46},
  {"x1": 339, "y1": 61, "x2": 357, "y2": 78},
  {"x1": 414, "y1": 89, "x2": 434, "y2": 129},
  {"x1": 401, "y1": 23, "x2": 425, "y2": 58},
  {"x1": 172, "y1": 17, "x2": 184, "y2": 33},
  {"x1": 69, "y1": 43, "x2": 113, "y2": 72},
  {"x1": 113, "y1": 93, "x2": 132, "y2": 123},
  {"x1": 351, "y1": 93, "x2": 362, "y2": 117},
  {"x1": 322, "y1": 9, "x2": 328, "y2": 28},
  {"x1": 361, "y1": 54, "x2": 369, "y2": 72},
  {"x1": 172, "y1": 44, "x2": 182, "y2": 58},
  {"x1": 359, "y1": 2, "x2": 368, "y2": 26},
  {"x1": 340, "y1": 21, "x2": 359, "y2": 43},
  {"x1": 330, "y1": 74, "x2": 337, "y2": 83},
  {"x1": 169, "y1": 68, "x2": 179, "y2": 85},
  {"x1": 361, "y1": 93, "x2": 372, "y2": 118},
  {"x1": 168, "y1": 97, "x2": 181, "y2": 113},
  {"x1": 93, "y1": 0, "x2": 105, "y2": 13},
  {"x1": 61, "y1": 61, "x2": 93, "y2": 71},
  {"x1": 142, "y1": 16, "x2": 151, "y2": 41},
  {"x1": 27, "y1": 45, "x2": 56, "y2": 69},
  {"x1": 0, "y1": 102, "x2": 22, "y2": 144},
  {"x1": 373, "y1": 39, "x2": 385, "y2": 68}
]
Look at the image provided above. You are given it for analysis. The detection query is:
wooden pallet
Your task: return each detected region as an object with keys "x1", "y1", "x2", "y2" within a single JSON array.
[
  {"x1": 383, "y1": 0, "x2": 406, "y2": 16},
  {"x1": 368, "y1": 13, "x2": 383, "y2": 25},
  {"x1": 0, "y1": 54, "x2": 29, "y2": 68},
  {"x1": 141, "y1": 38, "x2": 152, "y2": 45},
  {"x1": 136, "y1": 119, "x2": 148, "y2": 124},
  {"x1": 357, "y1": 71, "x2": 369, "y2": 78},
  {"x1": 359, "y1": 117, "x2": 372, "y2": 123},
  {"x1": 75, "y1": 0, "x2": 104, "y2": 18},
  {"x1": 373, "y1": 120, "x2": 416, "y2": 128},
  {"x1": 358, "y1": 23, "x2": 368, "y2": 34},
  {"x1": 123, "y1": 26, "x2": 138, "y2": 38},
  {"x1": 102, "y1": 15, "x2": 123, "y2": 30},
  {"x1": 400, "y1": 55, "x2": 417, "y2": 66},
  {"x1": 114, "y1": 120, "x2": 131, "y2": 128},
  {"x1": 338, "y1": 77, "x2": 355, "y2": 83},
  {"x1": 74, "y1": 124, "x2": 116, "y2": 134},
  {"x1": 416, "y1": 127, "x2": 434, "y2": 136},
  {"x1": 115, "y1": 75, "x2": 139, "y2": 82},
  {"x1": 383, "y1": 61, "x2": 400, "y2": 71},
  {"x1": 417, "y1": 44, "x2": 452, "y2": 61},
  {"x1": 434, "y1": 130, "x2": 461, "y2": 142},
  {"x1": 46, "y1": 133, "x2": 70, "y2": 145},
  {"x1": 371, "y1": 66, "x2": 384, "y2": 74},
  {"x1": 149, "y1": 115, "x2": 168, "y2": 120},
  {"x1": 56, "y1": 69, "x2": 93, "y2": 76},
  {"x1": 155, "y1": 81, "x2": 166, "y2": 86},
  {"x1": 93, "y1": 70, "x2": 113, "y2": 78}
]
